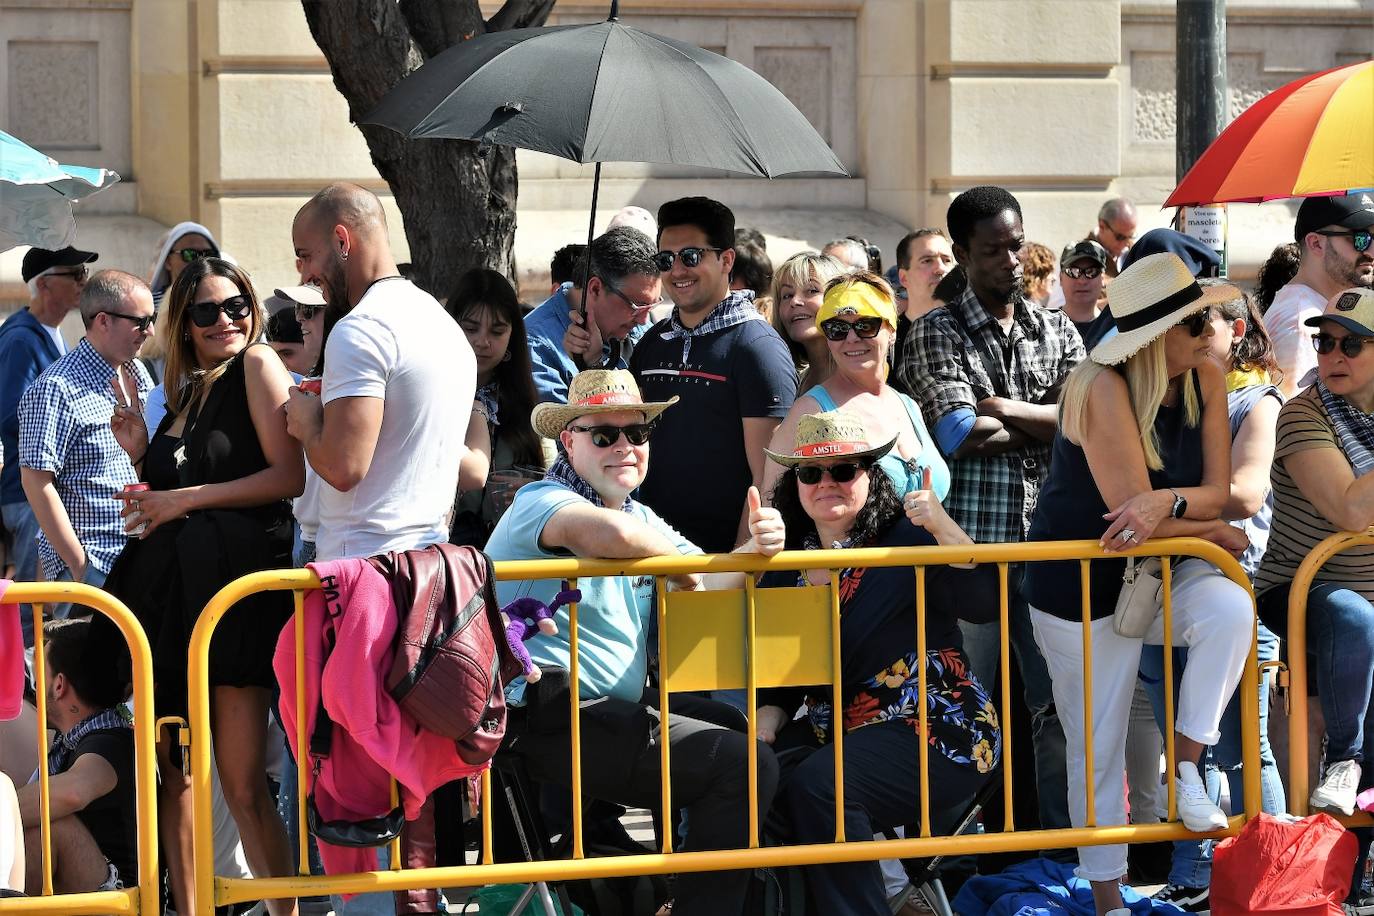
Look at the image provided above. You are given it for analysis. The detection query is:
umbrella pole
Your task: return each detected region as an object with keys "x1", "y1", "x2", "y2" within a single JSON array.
[{"x1": 585, "y1": 161, "x2": 602, "y2": 257}]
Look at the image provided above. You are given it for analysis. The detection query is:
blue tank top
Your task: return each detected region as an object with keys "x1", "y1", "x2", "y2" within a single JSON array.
[
  {"x1": 805, "y1": 385, "x2": 952, "y2": 501},
  {"x1": 1024, "y1": 370, "x2": 1204, "y2": 621}
]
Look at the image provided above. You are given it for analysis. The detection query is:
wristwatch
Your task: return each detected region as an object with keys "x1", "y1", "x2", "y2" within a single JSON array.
[{"x1": 1169, "y1": 489, "x2": 1187, "y2": 519}]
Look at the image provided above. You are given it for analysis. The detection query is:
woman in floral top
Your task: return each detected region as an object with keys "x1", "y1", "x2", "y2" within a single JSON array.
[{"x1": 755, "y1": 409, "x2": 1000, "y2": 916}]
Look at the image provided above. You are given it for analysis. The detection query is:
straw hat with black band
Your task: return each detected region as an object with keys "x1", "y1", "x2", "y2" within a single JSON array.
[
  {"x1": 1088, "y1": 253, "x2": 1240, "y2": 366},
  {"x1": 531, "y1": 368, "x2": 678, "y2": 439}
]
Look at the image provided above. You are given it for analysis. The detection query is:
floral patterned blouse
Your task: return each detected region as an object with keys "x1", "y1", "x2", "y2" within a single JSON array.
[{"x1": 759, "y1": 521, "x2": 1002, "y2": 774}]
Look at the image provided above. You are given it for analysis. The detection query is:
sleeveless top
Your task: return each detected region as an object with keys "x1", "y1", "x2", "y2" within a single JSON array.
[
  {"x1": 1227, "y1": 384, "x2": 1281, "y2": 580},
  {"x1": 1024, "y1": 370, "x2": 1204, "y2": 621},
  {"x1": 805, "y1": 384, "x2": 951, "y2": 501}
]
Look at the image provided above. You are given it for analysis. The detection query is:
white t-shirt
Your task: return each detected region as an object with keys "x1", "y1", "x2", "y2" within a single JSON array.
[
  {"x1": 315, "y1": 278, "x2": 473, "y2": 560},
  {"x1": 42, "y1": 323, "x2": 66, "y2": 355},
  {"x1": 1263, "y1": 281, "x2": 1327, "y2": 396},
  {"x1": 294, "y1": 467, "x2": 322, "y2": 543}
]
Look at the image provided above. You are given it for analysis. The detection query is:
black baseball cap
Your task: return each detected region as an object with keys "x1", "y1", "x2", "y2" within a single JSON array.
[
  {"x1": 1060, "y1": 239, "x2": 1108, "y2": 269},
  {"x1": 1295, "y1": 192, "x2": 1374, "y2": 241},
  {"x1": 21, "y1": 246, "x2": 98, "y2": 283}
]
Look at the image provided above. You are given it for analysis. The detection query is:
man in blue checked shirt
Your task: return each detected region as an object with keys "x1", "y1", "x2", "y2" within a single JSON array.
[{"x1": 18, "y1": 271, "x2": 154, "y2": 615}]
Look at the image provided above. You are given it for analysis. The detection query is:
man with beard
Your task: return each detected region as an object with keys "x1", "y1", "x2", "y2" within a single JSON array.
[
  {"x1": 1265, "y1": 193, "x2": 1374, "y2": 397},
  {"x1": 903, "y1": 185, "x2": 1084, "y2": 838}
]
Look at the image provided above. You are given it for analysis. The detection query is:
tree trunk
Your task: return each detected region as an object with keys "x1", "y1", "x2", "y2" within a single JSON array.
[{"x1": 300, "y1": 0, "x2": 556, "y2": 298}]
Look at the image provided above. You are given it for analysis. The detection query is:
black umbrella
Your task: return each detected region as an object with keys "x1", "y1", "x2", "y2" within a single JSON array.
[{"x1": 365, "y1": 2, "x2": 846, "y2": 256}]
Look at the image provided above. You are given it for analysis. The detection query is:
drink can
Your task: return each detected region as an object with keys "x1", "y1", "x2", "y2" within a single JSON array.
[
  {"x1": 299, "y1": 377, "x2": 322, "y2": 396},
  {"x1": 123, "y1": 482, "x2": 150, "y2": 537}
]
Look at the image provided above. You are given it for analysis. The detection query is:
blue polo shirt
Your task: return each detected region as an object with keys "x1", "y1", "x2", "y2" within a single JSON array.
[{"x1": 486, "y1": 479, "x2": 699, "y2": 704}]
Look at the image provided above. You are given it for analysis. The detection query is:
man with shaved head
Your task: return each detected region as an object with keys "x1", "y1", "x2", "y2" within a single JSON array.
[{"x1": 285, "y1": 182, "x2": 473, "y2": 560}]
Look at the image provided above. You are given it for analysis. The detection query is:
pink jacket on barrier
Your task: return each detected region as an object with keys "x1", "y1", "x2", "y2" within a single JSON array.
[
  {"x1": 0, "y1": 581, "x2": 20, "y2": 721},
  {"x1": 273, "y1": 558, "x2": 486, "y2": 877}
]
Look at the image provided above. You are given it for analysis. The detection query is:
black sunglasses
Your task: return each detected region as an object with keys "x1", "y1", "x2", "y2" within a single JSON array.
[
  {"x1": 1314, "y1": 230, "x2": 1374, "y2": 253},
  {"x1": 819, "y1": 317, "x2": 884, "y2": 342},
  {"x1": 188, "y1": 294, "x2": 253, "y2": 328},
  {"x1": 1062, "y1": 264, "x2": 1103, "y2": 280},
  {"x1": 653, "y1": 247, "x2": 723, "y2": 272},
  {"x1": 1314, "y1": 332, "x2": 1374, "y2": 358},
  {"x1": 1100, "y1": 220, "x2": 1135, "y2": 244},
  {"x1": 177, "y1": 248, "x2": 213, "y2": 263},
  {"x1": 46, "y1": 266, "x2": 89, "y2": 283},
  {"x1": 100, "y1": 309, "x2": 158, "y2": 333},
  {"x1": 795, "y1": 460, "x2": 872, "y2": 485},
  {"x1": 1177, "y1": 306, "x2": 1212, "y2": 338},
  {"x1": 294, "y1": 304, "x2": 325, "y2": 322},
  {"x1": 567, "y1": 422, "x2": 654, "y2": 448}
]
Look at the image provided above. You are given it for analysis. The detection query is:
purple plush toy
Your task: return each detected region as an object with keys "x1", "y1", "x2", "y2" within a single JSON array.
[{"x1": 501, "y1": 582, "x2": 581, "y2": 683}]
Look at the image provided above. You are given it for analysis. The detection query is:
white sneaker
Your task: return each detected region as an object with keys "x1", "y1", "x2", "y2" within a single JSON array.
[
  {"x1": 1311, "y1": 758, "x2": 1361, "y2": 816},
  {"x1": 1176, "y1": 760, "x2": 1227, "y2": 831}
]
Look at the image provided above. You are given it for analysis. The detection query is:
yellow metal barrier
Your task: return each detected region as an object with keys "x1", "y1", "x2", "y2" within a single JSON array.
[
  {"x1": 187, "y1": 537, "x2": 1261, "y2": 912},
  {"x1": 1284, "y1": 529, "x2": 1374, "y2": 826},
  {"x1": 0, "y1": 583, "x2": 159, "y2": 916}
]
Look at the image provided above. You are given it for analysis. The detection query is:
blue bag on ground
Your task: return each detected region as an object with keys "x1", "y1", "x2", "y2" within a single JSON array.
[{"x1": 951, "y1": 858, "x2": 1183, "y2": 916}]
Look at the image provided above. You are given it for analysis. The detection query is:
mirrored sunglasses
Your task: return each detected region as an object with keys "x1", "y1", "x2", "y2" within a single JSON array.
[
  {"x1": 1314, "y1": 230, "x2": 1373, "y2": 253},
  {"x1": 177, "y1": 248, "x2": 213, "y2": 263},
  {"x1": 1062, "y1": 264, "x2": 1103, "y2": 280},
  {"x1": 567, "y1": 423, "x2": 654, "y2": 448},
  {"x1": 795, "y1": 460, "x2": 872, "y2": 485},
  {"x1": 188, "y1": 294, "x2": 253, "y2": 328},
  {"x1": 819, "y1": 317, "x2": 884, "y2": 342}
]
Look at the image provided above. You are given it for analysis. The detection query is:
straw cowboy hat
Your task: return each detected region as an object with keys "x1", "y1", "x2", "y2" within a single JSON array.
[
  {"x1": 1090, "y1": 252, "x2": 1240, "y2": 366},
  {"x1": 764, "y1": 409, "x2": 897, "y2": 467},
  {"x1": 531, "y1": 368, "x2": 678, "y2": 439}
]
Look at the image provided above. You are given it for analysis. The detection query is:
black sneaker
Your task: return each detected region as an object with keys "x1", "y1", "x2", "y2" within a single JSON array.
[{"x1": 1153, "y1": 882, "x2": 1209, "y2": 912}]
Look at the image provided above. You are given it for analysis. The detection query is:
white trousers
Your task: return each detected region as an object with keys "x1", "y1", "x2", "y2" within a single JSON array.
[{"x1": 1030, "y1": 559, "x2": 1251, "y2": 882}]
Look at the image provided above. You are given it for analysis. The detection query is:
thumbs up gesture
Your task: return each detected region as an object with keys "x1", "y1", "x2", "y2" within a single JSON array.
[
  {"x1": 904, "y1": 466, "x2": 943, "y2": 531},
  {"x1": 745, "y1": 485, "x2": 786, "y2": 557}
]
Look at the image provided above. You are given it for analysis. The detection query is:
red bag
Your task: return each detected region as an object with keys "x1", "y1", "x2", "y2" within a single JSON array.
[{"x1": 1211, "y1": 813, "x2": 1357, "y2": 915}]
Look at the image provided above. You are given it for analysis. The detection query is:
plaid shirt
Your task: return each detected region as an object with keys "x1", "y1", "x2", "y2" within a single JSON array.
[
  {"x1": 900, "y1": 287, "x2": 1084, "y2": 544},
  {"x1": 17, "y1": 340, "x2": 151, "y2": 579},
  {"x1": 48, "y1": 707, "x2": 130, "y2": 775},
  {"x1": 658, "y1": 289, "x2": 763, "y2": 364}
]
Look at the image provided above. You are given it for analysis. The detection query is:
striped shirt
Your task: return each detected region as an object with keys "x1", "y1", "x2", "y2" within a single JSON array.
[
  {"x1": 17, "y1": 340, "x2": 151, "y2": 579},
  {"x1": 1254, "y1": 387, "x2": 1374, "y2": 602}
]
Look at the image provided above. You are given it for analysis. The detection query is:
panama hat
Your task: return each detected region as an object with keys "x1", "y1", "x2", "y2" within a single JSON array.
[
  {"x1": 764, "y1": 409, "x2": 897, "y2": 467},
  {"x1": 1089, "y1": 253, "x2": 1240, "y2": 366},
  {"x1": 531, "y1": 369, "x2": 678, "y2": 439}
]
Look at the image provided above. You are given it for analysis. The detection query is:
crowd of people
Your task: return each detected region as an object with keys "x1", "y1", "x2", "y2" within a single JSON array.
[{"x1": 0, "y1": 180, "x2": 1371, "y2": 916}]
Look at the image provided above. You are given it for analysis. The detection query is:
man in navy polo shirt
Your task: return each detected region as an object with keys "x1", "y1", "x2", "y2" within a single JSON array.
[{"x1": 630, "y1": 197, "x2": 797, "y2": 553}]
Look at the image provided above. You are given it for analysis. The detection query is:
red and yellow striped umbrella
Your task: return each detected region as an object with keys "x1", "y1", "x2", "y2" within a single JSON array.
[{"x1": 1167, "y1": 59, "x2": 1374, "y2": 207}]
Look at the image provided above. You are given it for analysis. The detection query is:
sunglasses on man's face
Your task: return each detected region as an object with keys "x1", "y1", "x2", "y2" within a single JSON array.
[
  {"x1": 795, "y1": 460, "x2": 872, "y2": 486},
  {"x1": 100, "y1": 309, "x2": 158, "y2": 333},
  {"x1": 1314, "y1": 230, "x2": 1374, "y2": 254},
  {"x1": 567, "y1": 422, "x2": 654, "y2": 448},
  {"x1": 653, "y1": 247, "x2": 723, "y2": 272},
  {"x1": 1176, "y1": 307, "x2": 1212, "y2": 338},
  {"x1": 819, "y1": 317, "x2": 884, "y2": 342},
  {"x1": 1062, "y1": 264, "x2": 1103, "y2": 280},
  {"x1": 1313, "y1": 333, "x2": 1374, "y2": 358},
  {"x1": 188, "y1": 294, "x2": 253, "y2": 328},
  {"x1": 46, "y1": 266, "x2": 89, "y2": 283},
  {"x1": 1100, "y1": 220, "x2": 1135, "y2": 245},
  {"x1": 177, "y1": 248, "x2": 213, "y2": 264}
]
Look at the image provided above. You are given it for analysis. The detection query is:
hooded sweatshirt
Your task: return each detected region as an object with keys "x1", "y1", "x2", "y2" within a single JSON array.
[{"x1": 146, "y1": 221, "x2": 221, "y2": 306}]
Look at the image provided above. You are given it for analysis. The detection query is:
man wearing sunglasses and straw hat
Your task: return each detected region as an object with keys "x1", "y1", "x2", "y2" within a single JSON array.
[{"x1": 486, "y1": 368, "x2": 784, "y2": 916}]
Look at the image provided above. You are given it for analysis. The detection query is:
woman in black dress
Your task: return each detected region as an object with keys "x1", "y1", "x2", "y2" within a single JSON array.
[{"x1": 108, "y1": 257, "x2": 304, "y2": 916}]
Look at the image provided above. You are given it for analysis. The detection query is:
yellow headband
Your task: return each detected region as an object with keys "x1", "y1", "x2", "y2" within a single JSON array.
[{"x1": 816, "y1": 281, "x2": 899, "y2": 330}]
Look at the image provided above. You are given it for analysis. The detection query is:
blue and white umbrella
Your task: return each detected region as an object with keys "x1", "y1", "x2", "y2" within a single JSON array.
[{"x1": 0, "y1": 130, "x2": 120, "y2": 252}]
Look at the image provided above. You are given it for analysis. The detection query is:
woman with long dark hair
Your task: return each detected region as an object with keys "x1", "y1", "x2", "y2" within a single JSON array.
[
  {"x1": 106, "y1": 257, "x2": 304, "y2": 916},
  {"x1": 755, "y1": 410, "x2": 999, "y2": 915},
  {"x1": 445, "y1": 268, "x2": 548, "y2": 545}
]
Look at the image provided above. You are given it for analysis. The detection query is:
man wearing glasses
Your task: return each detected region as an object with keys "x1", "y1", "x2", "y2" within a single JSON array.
[
  {"x1": 16, "y1": 271, "x2": 153, "y2": 612},
  {"x1": 1265, "y1": 193, "x2": 1374, "y2": 398},
  {"x1": 524, "y1": 225, "x2": 659, "y2": 404},
  {"x1": 0, "y1": 247, "x2": 97, "y2": 642},
  {"x1": 1088, "y1": 197, "x2": 1138, "y2": 277},
  {"x1": 1056, "y1": 239, "x2": 1110, "y2": 346}
]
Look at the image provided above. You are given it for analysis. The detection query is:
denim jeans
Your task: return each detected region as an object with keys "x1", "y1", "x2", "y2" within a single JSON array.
[
  {"x1": 1, "y1": 500, "x2": 41, "y2": 646},
  {"x1": 1139, "y1": 621, "x2": 1285, "y2": 887},
  {"x1": 50, "y1": 561, "x2": 108, "y2": 621},
  {"x1": 961, "y1": 567, "x2": 1070, "y2": 831}
]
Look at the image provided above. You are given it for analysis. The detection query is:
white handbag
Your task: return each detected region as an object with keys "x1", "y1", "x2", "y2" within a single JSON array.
[{"x1": 1113, "y1": 556, "x2": 1164, "y2": 638}]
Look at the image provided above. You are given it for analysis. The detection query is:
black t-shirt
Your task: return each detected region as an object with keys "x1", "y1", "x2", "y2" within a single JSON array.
[
  {"x1": 64, "y1": 728, "x2": 137, "y2": 882},
  {"x1": 630, "y1": 317, "x2": 797, "y2": 553}
]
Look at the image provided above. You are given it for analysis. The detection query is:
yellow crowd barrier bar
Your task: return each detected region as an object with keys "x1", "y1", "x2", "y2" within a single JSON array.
[
  {"x1": 188, "y1": 538, "x2": 1260, "y2": 911},
  {"x1": 0, "y1": 582, "x2": 158, "y2": 916},
  {"x1": 1285, "y1": 530, "x2": 1374, "y2": 824}
]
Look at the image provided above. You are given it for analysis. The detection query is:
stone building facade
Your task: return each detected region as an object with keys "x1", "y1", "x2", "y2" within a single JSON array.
[{"x1": 2, "y1": 0, "x2": 1370, "y2": 317}]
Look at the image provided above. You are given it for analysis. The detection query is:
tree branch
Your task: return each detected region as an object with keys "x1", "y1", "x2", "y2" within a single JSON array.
[
  {"x1": 398, "y1": 0, "x2": 486, "y2": 59},
  {"x1": 486, "y1": 0, "x2": 558, "y2": 32}
]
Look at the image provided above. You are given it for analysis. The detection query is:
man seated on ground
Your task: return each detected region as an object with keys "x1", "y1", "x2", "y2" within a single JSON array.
[
  {"x1": 486, "y1": 368, "x2": 781, "y2": 916},
  {"x1": 18, "y1": 619, "x2": 135, "y2": 895}
]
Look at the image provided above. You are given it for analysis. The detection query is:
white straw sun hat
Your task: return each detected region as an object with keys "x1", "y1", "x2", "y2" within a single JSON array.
[{"x1": 1090, "y1": 253, "x2": 1240, "y2": 366}]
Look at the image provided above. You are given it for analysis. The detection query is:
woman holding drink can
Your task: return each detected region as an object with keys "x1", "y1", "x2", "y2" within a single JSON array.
[
  {"x1": 445, "y1": 268, "x2": 550, "y2": 545},
  {"x1": 105, "y1": 256, "x2": 304, "y2": 916}
]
